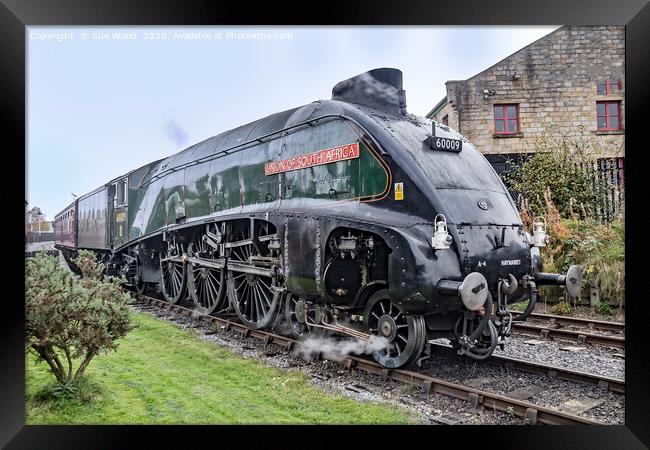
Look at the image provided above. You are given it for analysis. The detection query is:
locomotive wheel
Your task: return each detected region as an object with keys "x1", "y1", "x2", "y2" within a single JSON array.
[
  {"x1": 363, "y1": 289, "x2": 427, "y2": 368},
  {"x1": 159, "y1": 239, "x2": 187, "y2": 304},
  {"x1": 186, "y1": 233, "x2": 226, "y2": 314},
  {"x1": 284, "y1": 293, "x2": 325, "y2": 339},
  {"x1": 227, "y1": 224, "x2": 280, "y2": 329}
]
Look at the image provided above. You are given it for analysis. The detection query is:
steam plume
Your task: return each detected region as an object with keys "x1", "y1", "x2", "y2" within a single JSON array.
[
  {"x1": 296, "y1": 335, "x2": 391, "y2": 362},
  {"x1": 165, "y1": 118, "x2": 189, "y2": 148}
]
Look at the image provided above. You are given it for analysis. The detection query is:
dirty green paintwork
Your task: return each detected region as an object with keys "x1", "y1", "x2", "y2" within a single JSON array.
[
  {"x1": 121, "y1": 118, "x2": 389, "y2": 247},
  {"x1": 240, "y1": 140, "x2": 279, "y2": 205},
  {"x1": 209, "y1": 152, "x2": 244, "y2": 213},
  {"x1": 184, "y1": 161, "x2": 211, "y2": 218}
]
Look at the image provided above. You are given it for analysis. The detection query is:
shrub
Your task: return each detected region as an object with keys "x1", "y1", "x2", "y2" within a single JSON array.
[
  {"x1": 25, "y1": 250, "x2": 133, "y2": 385},
  {"x1": 502, "y1": 125, "x2": 613, "y2": 219},
  {"x1": 547, "y1": 215, "x2": 624, "y2": 306},
  {"x1": 516, "y1": 185, "x2": 624, "y2": 306}
]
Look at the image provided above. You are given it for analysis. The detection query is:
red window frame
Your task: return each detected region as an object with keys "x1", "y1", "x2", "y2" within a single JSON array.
[
  {"x1": 597, "y1": 100, "x2": 622, "y2": 131},
  {"x1": 493, "y1": 104, "x2": 519, "y2": 135},
  {"x1": 597, "y1": 79, "x2": 622, "y2": 95},
  {"x1": 442, "y1": 115, "x2": 449, "y2": 126}
]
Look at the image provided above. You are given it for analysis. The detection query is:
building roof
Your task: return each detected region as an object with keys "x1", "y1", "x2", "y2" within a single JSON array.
[
  {"x1": 426, "y1": 95, "x2": 448, "y2": 119},
  {"x1": 462, "y1": 26, "x2": 565, "y2": 83},
  {"x1": 426, "y1": 26, "x2": 565, "y2": 116}
]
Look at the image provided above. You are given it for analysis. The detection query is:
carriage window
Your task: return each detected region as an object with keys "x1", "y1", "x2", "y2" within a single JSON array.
[
  {"x1": 116, "y1": 179, "x2": 127, "y2": 205},
  {"x1": 278, "y1": 118, "x2": 360, "y2": 200}
]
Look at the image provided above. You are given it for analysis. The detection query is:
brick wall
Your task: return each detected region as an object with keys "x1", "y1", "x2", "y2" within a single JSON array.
[{"x1": 430, "y1": 26, "x2": 625, "y2": 158}]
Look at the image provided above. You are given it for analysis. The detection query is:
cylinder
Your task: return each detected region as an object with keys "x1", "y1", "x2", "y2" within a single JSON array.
[
  {"x1": 533, "y1": 272, "x2": 566, "y2": 286},
  {"x1": 436, "y1": 279, "x2": 462, "y2": 296}
]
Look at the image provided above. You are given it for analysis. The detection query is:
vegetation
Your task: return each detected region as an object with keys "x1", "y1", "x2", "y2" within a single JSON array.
[
  {"x1": 502, "y1": 127, "x2": 624, "y2": 307},
  {"x1": 550, "y1": 301, "x2": 573, "y2": 316},
  {"x1": 595, "y1": 302, "x2": 613, "y2": 317},
  {"x1": 25, "y1": 250, "x2": 132, "y2": 391},
  {"x1": 509, "y1": 300, "x2": 530, "y2": 313},
  {"x1": 503, "y1": 125, "x2": 621, "y2": 218},
  {"x1": 26, "y1": 311, "x2": 417, "y2": 424}
]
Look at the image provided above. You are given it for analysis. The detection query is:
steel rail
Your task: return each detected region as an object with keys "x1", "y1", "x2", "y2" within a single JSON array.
[
  {"x1": 509, "y1": 311, "x2": 625, "y2": 333},
  {"x1": 511, "y1": 323, "x2": 625, "y2": 349},
  {"x1": 490, "y1": 354, "x2": 625, "y2": 395},
  {"x1": 428, "y1": 343, "x2": 625, "y2": 395},
  {"x1": 130, "y1": 291, "x2": 604, "y2": 425}
]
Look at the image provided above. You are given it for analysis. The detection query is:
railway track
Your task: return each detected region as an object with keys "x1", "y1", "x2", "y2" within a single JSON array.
[
  {"x1": 511, "y1": 322, "x2": 625, "y2": 349},
  {"x1": 428, "y1": 343, "x2": 624, "y2": 395},
  {"x1": 509, "y1": 311, "x2": 625, "y2": 333},
  {"x1": 130, "y1": 291, "x2": 608, "y2": 425}
]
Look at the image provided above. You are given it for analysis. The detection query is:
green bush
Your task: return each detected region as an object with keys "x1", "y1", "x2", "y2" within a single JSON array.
[
  {"x1": 502, "y1": 125, "x2": 611, "y2": 219},
  {"x1": 25, "y1": 250, "x2": 133, "y2": 387}
]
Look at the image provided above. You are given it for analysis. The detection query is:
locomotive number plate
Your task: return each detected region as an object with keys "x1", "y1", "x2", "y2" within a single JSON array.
[{"x1": 430, "y1": 137, "x2": 462, "y2": 152}]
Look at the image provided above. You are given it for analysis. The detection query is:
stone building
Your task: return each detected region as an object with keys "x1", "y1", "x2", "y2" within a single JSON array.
[
  {"x1": 427, "y1": 26, "x2": 625, "y2": 177},
  {"x1": 25, "y1": 206, "x2": 54, "y2": 243}
]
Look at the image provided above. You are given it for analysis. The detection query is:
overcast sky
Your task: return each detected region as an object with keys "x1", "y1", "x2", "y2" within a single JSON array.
[{"x1": 27, "y1": 25, "x2": 559, "y2": 219}]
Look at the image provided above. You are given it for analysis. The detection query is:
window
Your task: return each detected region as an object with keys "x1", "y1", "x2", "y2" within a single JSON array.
[
  {"x1": 115, "y1": 179, "x2": 128, "y2": 205},
  {"x1": 597, "y1": 101, "x2": 622, "y2": 131},
  {"x1": 442, "y1": 115, "x2": 449, "y2": 126},
  {"x1": 494, "y1": 104, "x2": 519, "y2": 134},
  {"x1": 596, "y1": 79, "x2": 621, "y2": 95},
  {"x1": 117, "y1": 179, "x2": 126, "y2": 204}
]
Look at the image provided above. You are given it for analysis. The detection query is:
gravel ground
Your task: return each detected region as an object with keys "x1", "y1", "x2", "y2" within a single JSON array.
[
  {"x1": 130, "y1": 303, "x2": 525, "y2": 425},
  {"x1": 419, "y1": 352, "x2": 624, "y2": 424},
  {"x1": 498, "y1": 335, "x2": 625, "y2": 380}
]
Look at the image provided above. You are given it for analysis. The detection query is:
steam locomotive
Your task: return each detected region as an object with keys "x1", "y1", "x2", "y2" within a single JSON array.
[{"x1": 54, "y1": 68, "x2": 581, "y2": 368}]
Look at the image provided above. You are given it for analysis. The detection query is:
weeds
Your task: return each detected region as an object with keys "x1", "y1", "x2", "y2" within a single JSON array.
[
  {"x1": 33, "y1": 376, "x2": 101, "y2": 404},
  {"x1": 509, "y1": 300, "x2": 530, "y2": 312},
  {"x1": 595, "y1": 302, "x2": 613, "y2": 317},
  {"x1": 550, "y1": 301, "x2": 573, "y2": 316}
]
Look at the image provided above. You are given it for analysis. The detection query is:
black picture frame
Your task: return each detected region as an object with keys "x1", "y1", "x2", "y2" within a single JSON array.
[{"x1": 5, "y1": 1, "x2": 649, "y2": 448}]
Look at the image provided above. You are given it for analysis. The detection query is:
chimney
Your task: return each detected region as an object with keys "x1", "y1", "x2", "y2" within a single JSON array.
[{"x1": 332, "y1": 68, "x2": 407, "y2": 115}]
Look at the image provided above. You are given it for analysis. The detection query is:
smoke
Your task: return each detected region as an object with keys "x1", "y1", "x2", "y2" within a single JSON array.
[
  {"x1": 296, "y1": 335, "x2": 391, "y2": 362},
  {"x1": 165, "y1": 118, "x2": 189, "y2": 148}
]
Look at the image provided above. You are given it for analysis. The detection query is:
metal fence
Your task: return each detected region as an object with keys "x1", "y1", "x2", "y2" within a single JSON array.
[
  {"x1": 574, "y1": 157, "x2": 625, "y2": 222},
  {"x1": 595, "y1": 157, "x2": 624, "y2": 222},
  {"x1": 25, "y1": 231, "x2": 55, "y2": 243}
]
